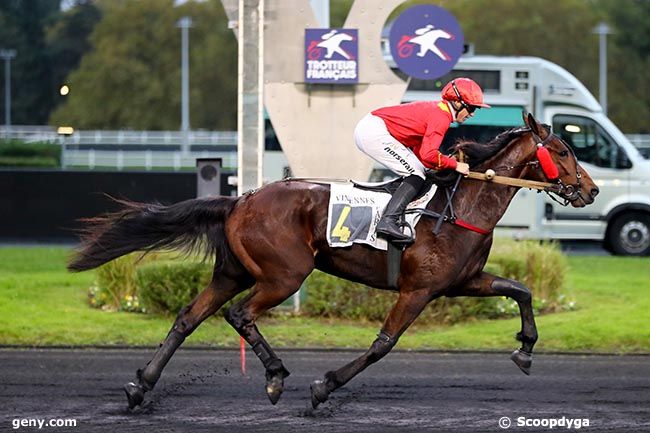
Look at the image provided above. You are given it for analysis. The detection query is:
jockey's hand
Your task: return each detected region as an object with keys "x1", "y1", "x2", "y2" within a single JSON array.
[{"x1": 455, "y1": 162, "x2": 470, "y2": 175}]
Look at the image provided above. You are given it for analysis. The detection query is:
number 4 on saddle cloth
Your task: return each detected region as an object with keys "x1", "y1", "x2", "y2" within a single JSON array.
[{"x1": 327, "y1": 177, "x2": 438, "y2": 250}]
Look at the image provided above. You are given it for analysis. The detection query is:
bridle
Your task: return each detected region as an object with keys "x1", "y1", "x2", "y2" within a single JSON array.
[
  {"x1": 468, "y1": 128, "x2": 584, "y2": 207},
  {"x1": 530, "y1": 129, "x2": 584, "y2": 207}
]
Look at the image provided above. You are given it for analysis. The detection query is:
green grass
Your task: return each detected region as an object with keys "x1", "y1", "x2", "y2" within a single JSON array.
[{"x1": 0, "y1": 247, "x2": 648, "y2": 353}]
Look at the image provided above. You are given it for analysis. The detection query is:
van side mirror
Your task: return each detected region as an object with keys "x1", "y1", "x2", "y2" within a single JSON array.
[{"x1": 617, "y1": 150, "x2": 633, "y2": 169}]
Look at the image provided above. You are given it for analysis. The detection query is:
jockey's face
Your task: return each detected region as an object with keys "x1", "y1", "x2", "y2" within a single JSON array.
[{"x1": 454, "y1": 103, "x2": 475, "y2": 124}]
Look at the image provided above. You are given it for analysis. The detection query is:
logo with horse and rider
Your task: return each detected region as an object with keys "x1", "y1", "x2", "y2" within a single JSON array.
[
  {"x1": 389, "y1": 5, "x2": 464, "y2": 80},
  {"x1": 305, "y1": 28, "x2": 358, "y2": 84}
]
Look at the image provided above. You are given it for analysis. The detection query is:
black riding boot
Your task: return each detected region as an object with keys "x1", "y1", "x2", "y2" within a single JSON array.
[{"x1": 376, "y1": 175, "x2": 425, "y2": 244}]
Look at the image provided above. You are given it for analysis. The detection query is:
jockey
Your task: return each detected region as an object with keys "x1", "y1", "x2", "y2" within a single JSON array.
[{"x1": 354, "y1": 77, "x2": 490, "y2": 244}]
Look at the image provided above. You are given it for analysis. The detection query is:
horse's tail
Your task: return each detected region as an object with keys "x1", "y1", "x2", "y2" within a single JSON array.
[{"x1": 67, "y1": 196, "x2": 239, "y2": 272}]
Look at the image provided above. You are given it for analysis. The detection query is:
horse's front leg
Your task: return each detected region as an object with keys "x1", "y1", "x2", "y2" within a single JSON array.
[
  {"x1": 447, "y1": 271, "x2": 538, "y2": 374},
  {"x1": 310, "y1": 289, "x2": 433, "y2": 408},
  {"x1": 124, "y1": 274, "x2": 245, "y2": 409}
]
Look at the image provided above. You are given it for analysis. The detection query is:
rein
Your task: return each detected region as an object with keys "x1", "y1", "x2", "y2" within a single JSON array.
[{"x1": 465, "y1": 170, "x2": 557, "y2": 192}]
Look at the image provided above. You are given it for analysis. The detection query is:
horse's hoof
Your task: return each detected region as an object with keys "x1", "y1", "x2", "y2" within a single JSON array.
[
  {"x1": 124, "y1": 382, "x2": 145, "y2": 409},
  {"x1": 511, "y1": 349, "x2": 532, "y2": 375},
  {"x1": 310, "y1": 380, "x2": 329, "y2": 409},
  {"x1": 265, "y1": 375, "x2": 285, "y2": 405}
]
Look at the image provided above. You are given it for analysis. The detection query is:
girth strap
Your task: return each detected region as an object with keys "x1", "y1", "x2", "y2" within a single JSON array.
[{"x1": 387, "y1": 242, "x2": 402, "y2": 289}]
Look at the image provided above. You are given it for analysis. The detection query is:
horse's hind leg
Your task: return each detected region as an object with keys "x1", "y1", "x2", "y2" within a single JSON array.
[
  {"x1": 310, "y1": 289, "x2": 433, "y2": 408},
  {"x1": 224, "y1": 274, "x2": 309, "y2": 405},
  {"x1": 447, "y1": 271, "x2": 538, "y2": 374},
  {"x1": 124, "y1": 273, "x2": 248, "y2": 409}
]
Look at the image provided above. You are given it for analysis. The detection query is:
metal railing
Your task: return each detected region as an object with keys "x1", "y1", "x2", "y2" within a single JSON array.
[
  {"x1": 59, "y1": 130, "x2": 238, "y2": 170},
  {"x1": 0, "y1": 125, "x2": 57, "y2": 142}
]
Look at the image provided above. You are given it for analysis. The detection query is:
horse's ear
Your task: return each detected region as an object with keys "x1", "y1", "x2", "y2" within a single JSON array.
[
  {"x1": 526, "y1": 112, "x2": 547, "y2": 138},
  {"x1": 526, "y1": 113, "x2": 536, "y2": 132},
  {"x1": 522, "y1": 110, "x2": 529, "y2": 126}
]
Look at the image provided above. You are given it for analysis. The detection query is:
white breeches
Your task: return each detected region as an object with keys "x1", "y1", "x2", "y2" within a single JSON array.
[{"x1": 354, "y1": 113, "x2": 426, "y2": 179}]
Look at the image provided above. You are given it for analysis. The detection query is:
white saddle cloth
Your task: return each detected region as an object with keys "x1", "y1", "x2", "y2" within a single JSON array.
[{"x1": 326, "y1": 181, "x2": 437, "y2": 250}]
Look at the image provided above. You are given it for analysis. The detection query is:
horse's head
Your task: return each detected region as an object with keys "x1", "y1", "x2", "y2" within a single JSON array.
[{"x1": 523, "y1": 113, "x2": 599, "y2": 208}]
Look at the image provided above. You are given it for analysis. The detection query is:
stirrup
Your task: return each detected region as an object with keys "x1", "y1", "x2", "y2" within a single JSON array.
[{"x1": 377, "y1": 219, "x2": 415, "y2": 245}]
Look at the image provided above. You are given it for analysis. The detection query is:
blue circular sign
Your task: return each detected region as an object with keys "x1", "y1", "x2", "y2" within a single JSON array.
[{"x1": 389, "y1": 5, "x2": 464, "y2": 80}]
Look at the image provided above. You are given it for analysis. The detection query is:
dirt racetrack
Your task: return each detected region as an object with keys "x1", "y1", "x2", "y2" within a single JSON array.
[{"x1": 1, "y1": 348, "x2": 648, "y2": 432}]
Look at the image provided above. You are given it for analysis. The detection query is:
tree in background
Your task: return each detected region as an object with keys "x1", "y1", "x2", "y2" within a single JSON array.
[
  {"x1": 597, "y1": 0, "x2": 649, "y2": 133},
  {"x1": 3, "y1": 0, "x2": 647, "y2": 133},
  {"x1": 0, "y1": 0, "x2": 60, "y2": 125},
  {"x1": 46, "y1": 0, "x2": 102, "y2": 117},
  {"x1": 0, "y1": 0, "x2": 100, "y2": 125},
  {"x1": 50, "y1": 0, "x2": 237, "y2": 130},
  {"x1": 444, "y1": 0, "x2": 648, "y2": 133}
]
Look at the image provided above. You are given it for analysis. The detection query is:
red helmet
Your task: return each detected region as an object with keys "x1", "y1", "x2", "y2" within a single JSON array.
[{"x1": 441, "y1": 78, "x2": 491, "y2": 108}]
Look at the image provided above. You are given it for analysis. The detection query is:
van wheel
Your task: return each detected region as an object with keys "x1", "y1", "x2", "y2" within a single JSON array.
[{"x1": 607, "y1": 212, "x2": 650, "y2": 256}]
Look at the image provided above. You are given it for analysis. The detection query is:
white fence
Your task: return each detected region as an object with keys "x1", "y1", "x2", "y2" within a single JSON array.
[
  {"x1": 59, "y1": 130, "x2": 238, "y2": 170},
  {"x1": 0, "y1": 126, "x2": 238, "y2": 170},
  {"x1": 0, "y1": 125, "x2": 56, "y2": 142},
  {"x1": 2, "y1": 126, "x2": 649, "y2": 170}
]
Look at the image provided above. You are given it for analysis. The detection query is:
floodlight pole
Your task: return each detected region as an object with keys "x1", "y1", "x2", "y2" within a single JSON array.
[
  {"x1": 1, "y1": 49, "x2": 16, "y2": 138},
  {"x1": 593, "y1": 22, "x2": 612, "y2": 115},
  {"x1": 177, "y1": 17, "x2": 193, "y2": 154},
  {"x1": 310, "y1": 0, "x2": 329, "y2": 27}
]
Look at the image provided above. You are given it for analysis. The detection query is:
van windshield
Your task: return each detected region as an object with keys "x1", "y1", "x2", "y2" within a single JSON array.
[{"x1": 553, "y1": 115, "x2": 632, "y2": 169}]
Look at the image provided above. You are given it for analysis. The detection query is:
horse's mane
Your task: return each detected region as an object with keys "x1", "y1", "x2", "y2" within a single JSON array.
[
  {"x1": 452, "y1": 123, "x2": 553, "y2": 166},
  {"x1": 452, "y1": 126, "x2": 530, "y2": 166}
]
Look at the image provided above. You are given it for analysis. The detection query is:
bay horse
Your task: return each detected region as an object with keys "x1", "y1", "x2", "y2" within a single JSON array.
[{"x1": 68, "y1": 113, "x2": 598, "y2": 410}]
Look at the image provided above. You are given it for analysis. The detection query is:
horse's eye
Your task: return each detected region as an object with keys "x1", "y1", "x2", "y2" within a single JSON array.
[{"x1": 559, "y1": 150, "x2": 569, "y2": 157}]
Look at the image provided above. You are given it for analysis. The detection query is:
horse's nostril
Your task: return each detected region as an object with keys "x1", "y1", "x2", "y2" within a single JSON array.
[{"x1": 590, "y1": 187, "x2": 600, "y2": 198}]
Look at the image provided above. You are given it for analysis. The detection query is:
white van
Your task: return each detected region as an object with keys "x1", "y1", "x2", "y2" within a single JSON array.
[{"x1": 398, "y1": 55, "x2": 650, "y2": 256}]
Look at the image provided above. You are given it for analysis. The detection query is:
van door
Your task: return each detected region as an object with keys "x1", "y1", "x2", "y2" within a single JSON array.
[{"x1": 543, "y1": 111, "x2": 632, "y2": 239}]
